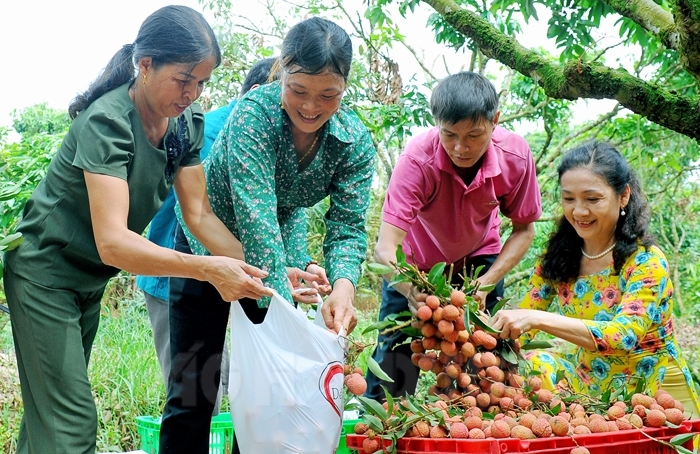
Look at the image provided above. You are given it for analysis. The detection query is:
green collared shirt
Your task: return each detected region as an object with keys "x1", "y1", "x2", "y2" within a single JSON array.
[{"x1": 176, "y1": 81, "x2": 376, "y2": 306}]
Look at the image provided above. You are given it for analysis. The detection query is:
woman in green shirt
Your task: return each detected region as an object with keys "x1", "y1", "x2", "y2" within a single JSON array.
[
  {"x1": 161, "y1": 17, "x2": 376, "y2": 454},
  {"x1": 3, "y1": 6, "x2": 271, "y2": 454}
]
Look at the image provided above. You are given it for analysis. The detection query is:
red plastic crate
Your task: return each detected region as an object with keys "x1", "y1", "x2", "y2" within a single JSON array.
[{"x1": 346, "y1": 419, "x2": 700, "y2": 454}]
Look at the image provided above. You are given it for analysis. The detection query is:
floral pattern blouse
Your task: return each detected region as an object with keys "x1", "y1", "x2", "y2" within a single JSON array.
[
  {"x1": 519, "y1": 244, "x2": 699, "y2": 405},
  {"x1": 176, "y1": 81, "x2": 376, "y2": 306}
]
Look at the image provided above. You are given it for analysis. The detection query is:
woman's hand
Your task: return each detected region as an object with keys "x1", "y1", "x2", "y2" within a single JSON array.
[
  {"x1": 320, "y1": 278, "x2": 357, "y2": 334},
  {"x1": 305, "y1": 264, "x2": 332, "y2": 295},
  {"x1": 286, "y1": 266, "x2": 331, "y2": 304},
  {"x1": 489, "y1": 309, "x2": 543, "y2": 340},
  {"x1": 204, "y1": 256, "x2": 273, "y2": 302}
]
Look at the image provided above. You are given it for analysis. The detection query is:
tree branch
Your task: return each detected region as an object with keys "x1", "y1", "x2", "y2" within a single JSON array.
[
  {"x1": 603, "y1": 0, "x2": 678, "y2": 49},
  {"x1": 674, "y1": 0, "x2": 700, "y2": 78},
  {"x1": 420, "y1": 0, "x2": 700, "y2": 140}
]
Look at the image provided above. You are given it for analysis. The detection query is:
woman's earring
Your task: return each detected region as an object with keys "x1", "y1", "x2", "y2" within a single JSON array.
[
  {"x1": 143, "y1": 74, "x2": 147, "y2": 85},
  {"x1": 620, "y1": 207, "x2": 626, "y2": 216}
]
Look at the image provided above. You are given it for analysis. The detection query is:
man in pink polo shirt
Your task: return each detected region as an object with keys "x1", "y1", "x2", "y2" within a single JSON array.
[{"x1": 365, "y1": 71, "x2": 542, "y2": 400}]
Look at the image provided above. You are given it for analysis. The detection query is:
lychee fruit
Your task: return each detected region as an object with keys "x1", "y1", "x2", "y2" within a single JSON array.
[
  {"x1": 476, "y1": 393, "x2": 491, "y2": 408},
  {"x1": 607, "y1": 405, "x2": 626, "y2": 420},
  {"x1": 535, "y1": 389, "x2": 553, "y2": 404},
  {"x1": 550, "y1": 416, "x2": 570, "y2": 436},
  {"x1": 615, "y1": 417, "x2": 633, "y2": 430},
  {"x1": 362, "y1": 436, "x2": 380, "y2": 453},
  {"x1": 425, "y1": 295, "x2": 440, "y2": 310},
  {"x1": 573, "y1": 425, "x2": 592, "y2": 435},
  {"x1": 457, "y1": 372, "x2": 471, "y2": 389},
  {"x1": 417, "y1": 305, "x2": 433, "y2": 321},
  {"x1": 469, "y1": 428, "x2": 485, "y2": 439},
  {"x1": 486, "y1": 365, "x2": 506, "y2": 382},
  {"x1": 645, "y1": 409, "x2": 667, "y2": 427},
  {"x1": 414, "y1": 420, "x2": 430, "y2": 437},
  {"x1": 531, "y1": 418, "x2": 552, "y2": 438},
  {"x1": 631, "y1": 393, "x2": 654, "y2": 409},
  {"x1": 586, "y1": 418, "x2": 608, "y2": 433},
  {"x1": 345, "y1": 373, "x2": 367, "y2": 396},
  {"x1": 664, "y1": 408, "x2": 685, "y2": 425},
  {"x1": 570, "y1": 448, "x2": 591, "y2": 454},
  {"x1": 429, "y1": 425, "x2": 448, "y2": 438},
  {"x1": 491, "y1": 420, "x2": 512, "y2": 438},
  {"x1": 450, "y1": 289, "x2": 467, "y2": 307},
  {"x1": 527, "y1": 376, "x2": 543, "y2": 392},
  {"x1": 436, "y1": 372, "x2": 452, "y2": 389},
  {"x1": 449, "y1": 422, "x2": 469, "y2": 439},
  {"x1": 656, "y1": 392, "x2": 676, "y2": 410},
  {"x1": 353, "y1": 422, "x2": 369, "y2": 434},
  {"x1": 481, "y1": 351, "x2": 499, "y2": 368},
  {"x1": 442, "y1": 304, "x2": 460, "y2": 322},
  {"x1": 445, "y1": 362, "x2": 461, "y2": 379},
  {"x1": 511, "y1": 425, "x2": 536, "y2": 439},
  {"x1": 628, "y1": 413, "x2": 644, "y2": 428}
]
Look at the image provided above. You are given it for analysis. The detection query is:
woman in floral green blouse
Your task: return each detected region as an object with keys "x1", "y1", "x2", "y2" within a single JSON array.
[
  {"x1": 491, "y1": 141, "x2": 699, "y2": 417},
  {"x1": 160, "y1": 17, "x2": 376, "y2": 453}
]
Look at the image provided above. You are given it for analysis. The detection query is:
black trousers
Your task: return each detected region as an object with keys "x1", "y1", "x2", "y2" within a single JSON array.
[
  {"x1": 364, "y1": 254, "x2": 504, "y2": 401},
  {"x1": 158, "y1": 225, "x2": 266, "y2": 454}
]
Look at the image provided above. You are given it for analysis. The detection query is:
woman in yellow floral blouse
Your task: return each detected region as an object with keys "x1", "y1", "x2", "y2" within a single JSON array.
[{"x1": 490, "y1": 141, "x2": 699, "y2": 417}]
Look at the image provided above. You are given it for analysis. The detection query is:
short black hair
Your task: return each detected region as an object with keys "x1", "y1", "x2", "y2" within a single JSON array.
[
  {"x1": 430, "y1": 71, "x2": 499, "y2": 125},
  {"x1": 241, "y1": 57, "x2": 277, "y2": 96},
  {"x1": 278, "y1": 17, "x2": 352, "y2": 81}
]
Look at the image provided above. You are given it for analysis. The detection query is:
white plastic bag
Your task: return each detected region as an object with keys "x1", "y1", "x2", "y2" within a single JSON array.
[{"x1": 228, "y1": 290, "x2": 345, "y2": 453}]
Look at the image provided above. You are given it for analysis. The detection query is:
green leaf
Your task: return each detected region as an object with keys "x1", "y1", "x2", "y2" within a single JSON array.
[
  {"x1": 489, "y1": 298, "x2": 507, "y2": 315},
  {"x1": 427, "y1": 262, "x2": 446, "y2": 284},
  {"x1": 0, "y1": 185, "x2": 20, "y2": 201},
  {"x1": 670, "y1": 433, "x2": 696, "y2": 445},
  {"x1": 363, "y1": 413, "x2": 384, "y2": 433},
  {"x1": 521, "y1": 341, "x2": 553, "y2": 350},
  {"x1": 500, "y1": 348, "x2": 518, "y2": 365},
  {"x1": 0, "y1": 233, "x2": 23, "y2": 252},
  {"x1": 470, "y1": 310, "x2": 500, "y2": 333},
  {"x1": 601, "y1": 388, "x2": 611, "y2": 404},
  {"x1": 367, "y1": 356, "x2": 395, "y2": 383},
  {"x1": 358, "y1": 396, "x2": 388, "y2": 421},
  {"x1": 362, "y1": 320, "x2": 394, "y2": 334},
  {"x1": 463, "y1": 309, "x2": 471, "y2": 334},
  {"x1": 395, "y1": 244, "x2": 406, "y2": 264},
  {"x1": 381, "y1": 386, "x2": 394, "y2": 415},
  {"x1": 367, "y1": 262, "x2": 394, "y2": 275},
  {"x1": 399, "y1": 327, "x2": 422, "y2": 338},
  {"x1": 555, "y1": 369, "x2": 566, "y2": 384},
  {"x1": 478, "y1": 283, "x2": 496, "y2": 293},
  {"x1": 670, "y1": 446, "x2": 695, "y2": 454},
  {"x1": 386, "y1": 311, "x2": 412, "y2": 321},
  {"x1": 389, "y1": 274, "x2": 412, "y2": 287}
]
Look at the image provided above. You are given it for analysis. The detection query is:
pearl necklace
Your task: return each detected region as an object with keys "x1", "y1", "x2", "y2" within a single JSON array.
[{"x1": 581, "y1": 243, "x2": 616, "y2": 260}]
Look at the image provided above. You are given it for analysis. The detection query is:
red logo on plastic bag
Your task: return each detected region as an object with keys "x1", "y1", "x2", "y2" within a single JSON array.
[{"x1": 319, "y1": 361, "x2": 344, "y2": 417}]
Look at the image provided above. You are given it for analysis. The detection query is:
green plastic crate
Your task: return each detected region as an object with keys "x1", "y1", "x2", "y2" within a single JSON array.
[
  {"x1": 337, "y1": 419, "x2": 361, "y2": 454},
  {"x1": 136, "y1": 412, "x2": 235, "y2": 454}
]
